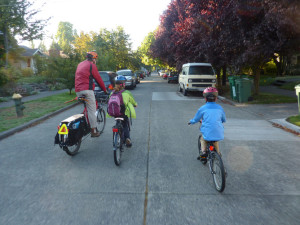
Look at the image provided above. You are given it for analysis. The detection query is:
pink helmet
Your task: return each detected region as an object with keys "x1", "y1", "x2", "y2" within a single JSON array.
[{"x1": 203, "y1": 87, "x2": 218, "y2": 98}]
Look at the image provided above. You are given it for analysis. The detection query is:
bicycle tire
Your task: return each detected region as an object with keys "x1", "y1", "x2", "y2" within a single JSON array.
[
  {"x1": 113, "y1": 132, "x2": 122, "y2": 166},
  {"x1": 63, "y1": 138, "x2": 82, "y2": 156},
  {"x1": 96, "y1": 108, "x2": 106, "y2": 134},
  {"x1": 211, "y1": 152, "x2": 226, "y2": 192},
  {"x1": 198, "y1": 135, "x2": 207, "y2": 165}
]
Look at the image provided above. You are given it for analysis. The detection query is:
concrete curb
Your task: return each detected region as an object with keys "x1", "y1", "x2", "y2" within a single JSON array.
[
  {"x1": 0, "y1": 102, "x2": 78, "y2": 141},
  {"x1": 270, "y1": 118, "x2": 300, "y2": 136}
]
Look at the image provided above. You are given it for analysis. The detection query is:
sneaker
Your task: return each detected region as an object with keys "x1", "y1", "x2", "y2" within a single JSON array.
[
  {"x1": 125, "y1": 138, "x2": 132, "y2": 147},
  {"x1": 200, "y1": 151, "x2": 207, "y2": 157},
  {"x1": 91, "y1": 128, "x2": 100, "y2": 137}
]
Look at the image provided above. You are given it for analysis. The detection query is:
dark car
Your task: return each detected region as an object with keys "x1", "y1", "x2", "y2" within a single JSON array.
[
  {"x1": 167, "y1": 71, "x2": 179, "y2": 83},
  {"x1": 94, "y1": 71, "x2": 114, "y2": 95},
  {"x1": 116, "y1": 69, "x2": 136, "y2": 89}
]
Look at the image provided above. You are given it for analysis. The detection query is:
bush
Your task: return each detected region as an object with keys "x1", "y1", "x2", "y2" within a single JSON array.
[
  {"x1": 263, "y1": 61, "x2": 277, "y2": 76},
  {"x1": 21, "y1": 68, "x2": 34, "y2": 77}
]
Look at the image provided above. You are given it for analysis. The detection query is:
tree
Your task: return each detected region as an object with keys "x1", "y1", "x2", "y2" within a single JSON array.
[
  {"x1": 139, "y1": 31, "x2": 164, "y2": 69},
  {"x1": 150, "y1": 0, "x2": 300, "y2": 94},
  {"x1": 55, "y1": 21, "x2": 76, "y2": 54},
  {"x1": 0, "y1": 0, "x2": 49, "y2": 66}
]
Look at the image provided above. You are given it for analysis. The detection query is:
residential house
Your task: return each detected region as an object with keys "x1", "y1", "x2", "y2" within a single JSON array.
[{"x1": 18, "y1": 45, "x2": 46, "y2": 73}]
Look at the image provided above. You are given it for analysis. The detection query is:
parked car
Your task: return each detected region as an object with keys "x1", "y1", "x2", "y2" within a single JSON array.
[
  {"x1": 158, "y1": 70, "x2": 165, "y2": 76},
  {"x1": 178, "y1": 63, "x2": 216, "y2": 96},
  {"x1": 94, "y1": 71, "x2": 114, "y2": 95},
  {"x1": 116, "y1": 69, "x2": 136, "y2": 89},
  {"x1": 162, "y1": 73, "x2": 168, "y2": 79},
  {"x1": 134, "y1": 72, "x2": 141, "y2": 84},
  {"x1": 167, "y1": 71, "x2": 179, "y2": 83}
]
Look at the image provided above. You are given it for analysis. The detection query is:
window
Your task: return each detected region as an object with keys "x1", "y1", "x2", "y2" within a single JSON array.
[
  {"x1": 189, "y1": 66, "x2": 214, "y2": 75},
  {"x1": 99, "y1": 73, "x2": 110, "y2": 82}
]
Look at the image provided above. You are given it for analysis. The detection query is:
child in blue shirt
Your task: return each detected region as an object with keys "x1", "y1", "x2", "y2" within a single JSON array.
[{"x1": 189, "y1": 87, "x2": 226, "y2": 159}]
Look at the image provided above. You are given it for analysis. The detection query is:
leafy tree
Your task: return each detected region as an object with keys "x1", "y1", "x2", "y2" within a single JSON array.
[
  {"x1": 55, "y1": 21, "x2": 76, "y2": 54},
  {"x1": 150, "y1": 0, "x2": 300, "y2": 94},
  {"x1": 46, "y1": 54, "x2": 80, "y2": 94},
  {"x1": 0, "y1": 0, "x2": 49, "y2": 66},
  {"x1": 139, "y1": 31, "x2": 165, "y2": 69}
]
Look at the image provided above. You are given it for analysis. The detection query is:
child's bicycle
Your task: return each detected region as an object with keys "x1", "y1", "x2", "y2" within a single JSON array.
[
  {"x1": 112, "y1": 117, "x2": 127, "y2": 166},
  {"x1": 54, "y1": 91, "x2": 108, "y2": 156},
  {"x1": 198, "y1": 134, "x2": 226, "y2": 192}
]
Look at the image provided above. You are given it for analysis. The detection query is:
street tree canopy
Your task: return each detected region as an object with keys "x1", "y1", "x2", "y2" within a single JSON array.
[{"x1": 0, "y1": 0, "x2": 49, "y2": 66}]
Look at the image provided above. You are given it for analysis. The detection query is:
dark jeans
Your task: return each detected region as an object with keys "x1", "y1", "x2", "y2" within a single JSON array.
[{"x1": 122, "y1": 116, "x2": 130, "y2": 140}]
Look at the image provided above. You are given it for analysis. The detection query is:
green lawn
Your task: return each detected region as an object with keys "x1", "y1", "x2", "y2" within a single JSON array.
[
  {"x1": 250, "y1": 92, "x2": 297, "y2": 104},
  {"x1": 0, "y1": 92, "x2": 76, "y2": 132},
  {"x1": 287, "y1": 115, "x2": 300, "y2": 127}
]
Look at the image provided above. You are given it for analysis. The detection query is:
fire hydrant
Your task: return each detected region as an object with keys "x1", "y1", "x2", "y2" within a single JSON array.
[{"x1": 12, "y1": 93, "x2": 25, "y2": 117}]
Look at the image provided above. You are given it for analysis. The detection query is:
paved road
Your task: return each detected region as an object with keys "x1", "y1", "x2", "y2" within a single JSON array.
[{"x1": 0, "y1": 74, "x2": 299, "y2": 225}]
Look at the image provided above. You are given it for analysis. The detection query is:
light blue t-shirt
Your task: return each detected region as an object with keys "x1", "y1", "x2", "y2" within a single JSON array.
[{"x1": 189, "y1": 102, "x2": 226, "y2": 141}]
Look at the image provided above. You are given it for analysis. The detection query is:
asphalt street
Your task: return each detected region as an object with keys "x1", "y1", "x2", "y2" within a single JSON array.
[{"x1": 0, "y1": 74, "x2": 299, "y2": 225}]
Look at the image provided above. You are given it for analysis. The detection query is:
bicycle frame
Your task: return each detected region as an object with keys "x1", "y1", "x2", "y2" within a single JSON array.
[{"x1": 206, "y1": 142, "x2": 217, "y2": 175}]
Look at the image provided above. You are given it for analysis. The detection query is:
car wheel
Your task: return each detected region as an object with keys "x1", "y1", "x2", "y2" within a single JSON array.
[
  {"x1": 178, "y1": 84, "x2": 182, "y2": 92},
  {"x1": 183, "y1": 85, "x2": 188, "y2": 96}
]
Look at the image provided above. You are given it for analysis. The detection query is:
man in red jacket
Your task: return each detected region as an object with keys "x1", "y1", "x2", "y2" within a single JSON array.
[{"x1": 75, "y1": 51, "x2": 107, "y2": 137}]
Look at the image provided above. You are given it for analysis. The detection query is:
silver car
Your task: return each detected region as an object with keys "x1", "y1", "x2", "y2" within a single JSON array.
[{"x1": 116, "y1": 69, "x2": 136, "y2": 89}]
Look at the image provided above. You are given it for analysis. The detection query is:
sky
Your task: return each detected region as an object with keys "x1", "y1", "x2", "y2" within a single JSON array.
[{"x1": 20, "y1": 0, "x2": 171, "y2": 50}]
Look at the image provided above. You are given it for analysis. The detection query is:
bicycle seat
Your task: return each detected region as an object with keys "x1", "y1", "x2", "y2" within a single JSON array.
[{"x1": 77, "y1": 96, "x2": 87, "y2": 103}]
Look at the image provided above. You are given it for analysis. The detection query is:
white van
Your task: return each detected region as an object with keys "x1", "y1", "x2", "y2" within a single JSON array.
[{"x1": 178, "y1": 63, "x2": 217, "y2": 96}]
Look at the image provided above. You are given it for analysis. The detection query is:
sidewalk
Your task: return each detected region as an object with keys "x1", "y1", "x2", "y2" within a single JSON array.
[{"x1": 219, "y1": 85, "x2": 300, "y2": 135}]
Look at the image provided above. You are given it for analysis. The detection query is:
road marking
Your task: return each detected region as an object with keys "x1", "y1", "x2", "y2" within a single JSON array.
[{"x1": 152, "y1": 92, "x2": 202, "y2": 101}]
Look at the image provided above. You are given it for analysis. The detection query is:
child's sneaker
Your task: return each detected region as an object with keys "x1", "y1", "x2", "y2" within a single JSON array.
[{"x1": 125, "y1": 138, "x2": 132, "y2": 147}]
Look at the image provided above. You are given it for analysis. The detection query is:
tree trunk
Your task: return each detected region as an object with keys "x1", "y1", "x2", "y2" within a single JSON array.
[
  {"x1": 216, "y1": 67, "x2": 221, "y2": 88},
  {"x1": 3, "y1": 26, "x2": 8, "y2": 68},
  {"x1": 253, "y1": 67, "x2": 261, "y2": 95},
  {"x1": 222, "y1": 65, "x2": 227, "y2": 86}
]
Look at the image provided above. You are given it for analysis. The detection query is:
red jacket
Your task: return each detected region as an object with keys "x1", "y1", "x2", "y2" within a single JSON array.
[{"x1": 75, "y1": 60, "x2": 107, "y2": 92}]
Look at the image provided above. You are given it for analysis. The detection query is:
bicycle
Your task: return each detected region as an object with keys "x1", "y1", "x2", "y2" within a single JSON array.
[
  {"x1": 54, "y1": 91, "x2": 108, "y2": 156},
  {"x1": 198, "y1": 134, "x2": 226, "y2": 192},
  {"x1": 112, "y1": 117, "x2": 128, "y2": 166}
]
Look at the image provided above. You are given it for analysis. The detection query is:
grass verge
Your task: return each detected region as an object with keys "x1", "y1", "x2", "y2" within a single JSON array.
[
  {"x1": 287, "y1": 115, "x2": 300, "y2": 127},
  {"x1": 0, "y1": 91, "x2": 76, "y2": 132},
  {"x1": 250, "y1": 92, "x2": 297, "y2": 104}
]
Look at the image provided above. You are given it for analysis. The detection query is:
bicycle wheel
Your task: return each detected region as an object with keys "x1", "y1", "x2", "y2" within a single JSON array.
[
  {"x1": 63, "y1": 138, "x2": 82, "y2": 156},
  {"x1": 96, "y1": 108, "x2": 106, "y2": 134},
  {"x1": 198, "y1": 135, "x2": 207, "y2": 165},
  {"x1": 113, "y1": 132, "x2": 122, "y2": 166},
  {"x1": 211, "y1": 152, "x2": 226, "y2": 192}
]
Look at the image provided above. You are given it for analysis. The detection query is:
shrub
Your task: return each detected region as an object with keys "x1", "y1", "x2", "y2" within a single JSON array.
[
  {"x1": 21, "y1": 68, "x2": 34, "y2": 77},
  {"x1": 263, "y1": 61, "x2": 277, "y2": 76}
]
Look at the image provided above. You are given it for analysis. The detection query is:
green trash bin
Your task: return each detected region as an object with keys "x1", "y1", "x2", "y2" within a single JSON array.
[
  {"x1": 235, "y1": 78, "x2": 253, "y2": 103},
  {"x1": 228, "y1": 76, "x2": 238, "y2": 101}
]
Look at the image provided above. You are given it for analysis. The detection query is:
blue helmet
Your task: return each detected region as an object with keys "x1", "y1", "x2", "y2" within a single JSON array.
[
  {"x1": 115, "y1": 75, "x2": 126, "y2": 81},
  {"x1": 115, "y1": 75, "x2": 126, "y2": 86}
]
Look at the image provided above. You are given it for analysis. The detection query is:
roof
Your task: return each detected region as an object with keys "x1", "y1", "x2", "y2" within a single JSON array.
[
  {"x1": 19, "y1": 45, "x2": 45, "y2": 57},
  {"x1": 182, "y1": 63, "x2": 212, "y2": 67}
]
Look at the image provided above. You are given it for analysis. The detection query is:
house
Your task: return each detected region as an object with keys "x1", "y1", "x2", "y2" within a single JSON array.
[{"x1": 18, "y1": 45, "x2": 46, "y2": 72}]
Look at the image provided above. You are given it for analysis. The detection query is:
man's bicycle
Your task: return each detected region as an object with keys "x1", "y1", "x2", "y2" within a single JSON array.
[
  {"x1": 198, "y1": 134, "x2": 226, "y2": 192},
  {"x1": 54, "y1": 91, "x2": 108, "y2": 156}
]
